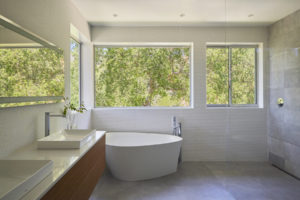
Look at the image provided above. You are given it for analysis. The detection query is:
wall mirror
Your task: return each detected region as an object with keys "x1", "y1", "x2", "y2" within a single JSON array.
[{"x1": 0, "y1": 15, "x2": 64, "y2": 108}]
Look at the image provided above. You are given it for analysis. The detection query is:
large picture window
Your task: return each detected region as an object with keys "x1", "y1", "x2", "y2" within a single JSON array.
[
  {"x1": 94, "y1": 45, "x2": 191, "y2": 107},
  {"x1": 206, "y1": 46, "x2": 257, "y2": 106}
]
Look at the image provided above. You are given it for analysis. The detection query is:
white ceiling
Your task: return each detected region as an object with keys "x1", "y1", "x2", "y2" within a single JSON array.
[{"x1": 71, "y1": 0, "x2": 300, "y2": 26}]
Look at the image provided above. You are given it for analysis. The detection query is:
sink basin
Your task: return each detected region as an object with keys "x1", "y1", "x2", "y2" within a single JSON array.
[
  {"x1": 0, "y1": 160, "x2": 53, "y2": 200},
  {"x1": 37, "y1": 129, "x2": 96, "y2": 149}
]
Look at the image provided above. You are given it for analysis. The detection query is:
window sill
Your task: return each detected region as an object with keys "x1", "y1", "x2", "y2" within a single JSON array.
[
  {"x1": 206, "y1": 106, "x2": 263, "y2": 110},
  {"x1": 93, "y1": 106, "x2": 194, "y2": 110}
]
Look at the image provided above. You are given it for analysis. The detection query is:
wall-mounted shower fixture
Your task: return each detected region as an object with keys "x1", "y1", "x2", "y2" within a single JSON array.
[{"x1": 277, "y1": 98, "x2": 284, "y2": 107}]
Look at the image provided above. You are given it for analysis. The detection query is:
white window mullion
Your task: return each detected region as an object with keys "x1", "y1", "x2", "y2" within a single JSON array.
[{"x1": 228, "y1": 47, "x2": 232, "y2": 106}]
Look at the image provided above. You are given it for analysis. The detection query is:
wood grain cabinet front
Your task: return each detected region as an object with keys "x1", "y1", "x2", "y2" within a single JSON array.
[{"x1": 41, "y1": 135, "x2": 106, "y2": 200}]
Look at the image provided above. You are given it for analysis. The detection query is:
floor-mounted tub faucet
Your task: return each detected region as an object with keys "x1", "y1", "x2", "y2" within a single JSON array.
[
  {"x1": 172, "y1": 116, "x2": 182, "y2": 137},
  {"x1": 172, "y1": 116, "x2": 182, "y2": 164},
  {"x1": 45, "y1": 112, "x2": 65, "y2": 137}
]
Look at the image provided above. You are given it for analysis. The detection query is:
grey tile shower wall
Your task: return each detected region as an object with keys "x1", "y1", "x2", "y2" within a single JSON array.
[{"x1": 269, "y1": 9, "x2": 300, "y2": 178}]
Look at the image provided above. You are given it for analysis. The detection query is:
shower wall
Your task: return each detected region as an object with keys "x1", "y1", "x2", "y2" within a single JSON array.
[{"x1": 268, "y1": 9, "x2": 300, "y2": 178}]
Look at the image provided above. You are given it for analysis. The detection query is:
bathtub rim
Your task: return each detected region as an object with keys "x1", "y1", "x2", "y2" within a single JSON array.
[{"x1": 106, "y1": 132, "x2": 182, "y2": 148}]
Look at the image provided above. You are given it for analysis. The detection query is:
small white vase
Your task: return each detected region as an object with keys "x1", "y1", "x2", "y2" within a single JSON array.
[{"x1": 66, "y1": 110, "x2": 76, "y2": 130}]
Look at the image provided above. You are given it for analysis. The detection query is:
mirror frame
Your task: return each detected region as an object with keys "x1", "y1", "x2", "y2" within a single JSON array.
[{"x1": 0, "y1": 15, "x2": 64, "y2": 107}]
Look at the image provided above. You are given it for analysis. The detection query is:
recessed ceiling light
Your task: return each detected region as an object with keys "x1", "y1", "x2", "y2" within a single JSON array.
[
  {"x1": 179, "y1": 13, "x2": 185, "y2": 18},
  {"x1": 248, "y1": 14, "x2": 254, "y2": 18},
  {"x1": 113, "y1": 14, "x2": 118, "y2": 17}
]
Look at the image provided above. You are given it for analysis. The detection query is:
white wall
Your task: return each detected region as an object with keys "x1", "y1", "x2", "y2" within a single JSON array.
[
  {"x1": 91, "y1": 26, "x2": 269, "y2": 161},
  {"x1": 0, "y1": 26, "x2": 35, "y2": 44},
  {"x1": 0, "y1": 0, "x2": 91, "y2": 158}
]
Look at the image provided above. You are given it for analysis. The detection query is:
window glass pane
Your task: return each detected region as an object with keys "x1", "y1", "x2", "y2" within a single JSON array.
[
  {"x1": 231, "y1": 48, "x2": 256, "y2": 104},
  {"x1": 206, "y1": 48, "x2": 229, "y2": 104},
  {"x1": 94, "y1": 47, "x2": 190, "y2": 107},
  {"x1": 70, "y1": 39, "x2": 80, "y2": 108},
  {"x1": 0, "y1": 48, "x2": 64, "y2": 99}
]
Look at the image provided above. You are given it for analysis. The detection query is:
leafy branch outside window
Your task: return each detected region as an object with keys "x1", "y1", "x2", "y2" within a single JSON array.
[{"x1": 63, "y1": 97, "x2": 86, "y2": 116}]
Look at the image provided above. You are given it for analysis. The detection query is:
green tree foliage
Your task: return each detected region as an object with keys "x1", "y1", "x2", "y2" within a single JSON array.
[
  {"x1": 0, "y1": 48, "x2": 64, "y2": 107},
  {"x1": 206, "y1": 47, "x2": 256, "y2": 105},
  {"x1": 95, "y1": 47, "x2": 190, "y2": 107},
  {"x1": 231, "y1": 48, "x2": 256, "y2": 104},
  {"x1": 206, "y1": 48, "x2": 229, "y2": 104},
  {"x1": 0, "y1": 45, "x2": 255, "y2": 108},
  {"x1": 70, "y1": 39, "x2": 80, "y2": 108}
]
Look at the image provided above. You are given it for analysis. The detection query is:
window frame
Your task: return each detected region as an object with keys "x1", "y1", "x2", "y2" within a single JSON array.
[
  {"x1": 93, "y1": 43, "x2": 194, "y2": 109},
  {"x1": 70, "y1": 37, "x2": 82, "y2": 107},
  {"x1": 206, "y1": 45, "x2": 258, "y2": 107}
]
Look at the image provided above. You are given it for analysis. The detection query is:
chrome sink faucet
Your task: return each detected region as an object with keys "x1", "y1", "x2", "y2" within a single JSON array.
[{"x1": 45, "y1": 112, "x2": 65, "y2": 137}]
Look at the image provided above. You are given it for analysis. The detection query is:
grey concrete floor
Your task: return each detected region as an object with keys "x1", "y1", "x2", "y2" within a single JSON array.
[{"x1": 90, "y1": 162, "x2": 300, "y2": 200}]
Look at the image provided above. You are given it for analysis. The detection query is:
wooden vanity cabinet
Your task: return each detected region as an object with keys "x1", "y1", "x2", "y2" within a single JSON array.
[{"x1": 41, "y1": 135, "x2": 106, "y2": 200}]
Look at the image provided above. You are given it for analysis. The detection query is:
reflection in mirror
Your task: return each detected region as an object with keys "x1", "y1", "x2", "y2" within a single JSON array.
[
  {"x1": 0, "y1": 15, "x2": 64, "y2": 108},
  {"x1": 70, "y1": 38, "x2": 80, "y2": 108}
]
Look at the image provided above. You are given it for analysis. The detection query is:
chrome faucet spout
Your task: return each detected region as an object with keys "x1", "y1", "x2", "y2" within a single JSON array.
[{"x1": 45, "y1": 112, "x2": 65, "y2": 137}]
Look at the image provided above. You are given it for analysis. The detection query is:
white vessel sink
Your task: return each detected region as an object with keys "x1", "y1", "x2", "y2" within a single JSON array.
[
  {"x1": 0, "y1": 160, "x2": 53, "y2": 200},
  {"x1": 37, "y1": 129, "x2": 96, "y2": 149}
]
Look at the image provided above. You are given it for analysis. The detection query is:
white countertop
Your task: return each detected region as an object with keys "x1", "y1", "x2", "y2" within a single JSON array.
[{"x1": 3, "y1": 131, "x2": 106, "y2": 200}]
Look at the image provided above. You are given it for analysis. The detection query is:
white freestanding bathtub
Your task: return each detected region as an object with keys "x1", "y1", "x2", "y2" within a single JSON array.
[{"x1": 106, "y1": 132, "x2": 182, "y2": 181}]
